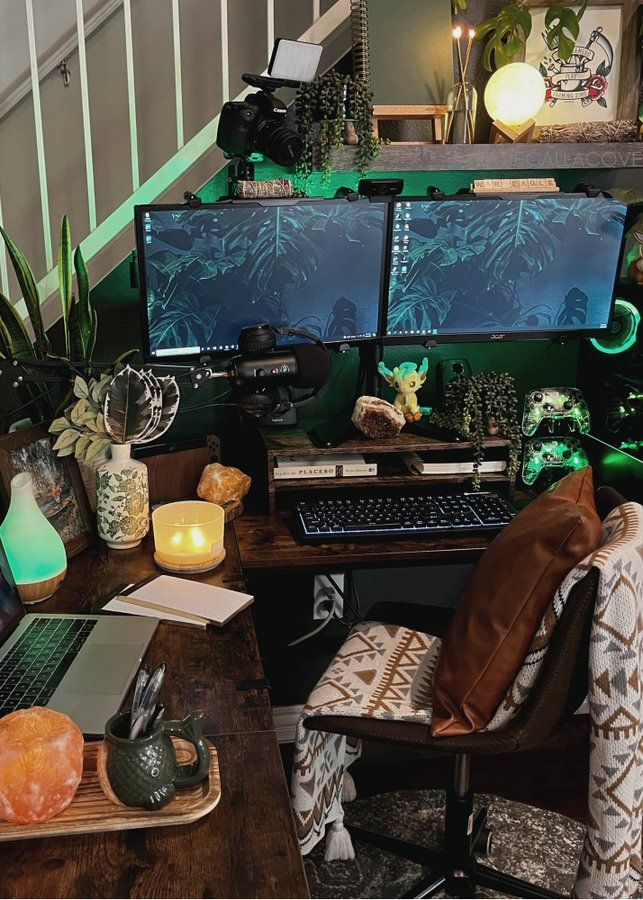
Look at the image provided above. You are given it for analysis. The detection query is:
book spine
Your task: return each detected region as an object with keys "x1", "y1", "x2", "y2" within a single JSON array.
[
  {"x1": 339, "y1": 464, "x2": 378, "y2": 477},
  {"x1": 274, "y1": 465, "x2": 337, "y2": 480}
]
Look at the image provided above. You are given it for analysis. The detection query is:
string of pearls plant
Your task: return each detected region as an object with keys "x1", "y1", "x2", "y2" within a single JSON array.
[
  {"x1": 295, "y1": 72, "x2": 383, "y2": 185},
  {"x1": 430, "y1": 372, "x2": 523, "y2": 490}
]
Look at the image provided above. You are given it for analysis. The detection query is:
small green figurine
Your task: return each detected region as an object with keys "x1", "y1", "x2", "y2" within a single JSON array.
[{"x1": 378, "y1": 358, "x2": 431, "y2": 422}]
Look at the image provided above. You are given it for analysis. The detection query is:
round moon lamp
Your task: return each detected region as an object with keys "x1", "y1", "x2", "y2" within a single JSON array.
[
  {"x1": 590, "y1": 298, "x2": 640, "y2": 355},
  {"x1": 152, "y1": 500, "x2": 225, "y2": 573},
  {"x1": 0, "y1": 472, "x2": 67, "y2": 604},
  {"x1": 484, "y1": 63, "x2": 545, "y2": 143}
]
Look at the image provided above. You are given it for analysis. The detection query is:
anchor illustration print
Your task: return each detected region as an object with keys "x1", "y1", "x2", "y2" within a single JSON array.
[{"x1": 525, "y1": 4, "x2": 623, "y2": 125}]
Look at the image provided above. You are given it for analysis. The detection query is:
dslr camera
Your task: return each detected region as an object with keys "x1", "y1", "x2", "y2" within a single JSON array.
[{"x1": 216, "y1": 39, "x2": 322, "y2": 168}]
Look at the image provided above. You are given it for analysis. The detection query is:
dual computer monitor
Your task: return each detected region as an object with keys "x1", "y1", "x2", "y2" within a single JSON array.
[{"x1": 135, "y1": 194, "x2": 628, "y2": 360}]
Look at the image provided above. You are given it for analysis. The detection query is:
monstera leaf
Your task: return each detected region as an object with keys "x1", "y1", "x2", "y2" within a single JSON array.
[
  {"x1": 103, "y1": 365, "x2": 153, "y2": 444},
  {"x1": 476, "y1": 3, "x2": 532, "y2": 71}
]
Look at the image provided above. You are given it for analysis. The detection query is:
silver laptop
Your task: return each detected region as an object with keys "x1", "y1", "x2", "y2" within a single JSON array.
[{"x1": 0, "y1": 545, "x2": 157, "y2": 735}]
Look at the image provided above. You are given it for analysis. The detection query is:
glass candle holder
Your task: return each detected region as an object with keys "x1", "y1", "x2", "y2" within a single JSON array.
[
  {"x1": 446, "y1": 81, "x2": 478, "y2": 144},
  {"x1": 152, "y1": 501, "x2": 225, "y2": 574}
]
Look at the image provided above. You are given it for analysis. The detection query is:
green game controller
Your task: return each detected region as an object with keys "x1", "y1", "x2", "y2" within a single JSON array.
[
  {"x1": 522, "y1": 437, "x2": 589, "y2": 486},
  {"x1": 522, "y1": 388, "x2": 590, "y2": 436}
]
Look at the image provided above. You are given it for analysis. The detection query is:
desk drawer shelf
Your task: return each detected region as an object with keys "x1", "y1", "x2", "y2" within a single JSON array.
[{"x1": 262, "y1": 429, "x2": 514, "y2": 514}]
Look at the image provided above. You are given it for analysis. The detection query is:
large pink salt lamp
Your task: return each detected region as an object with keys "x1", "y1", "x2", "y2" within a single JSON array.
[{"x1": 0, "y1": 707, "x2": 84, "y2": 824}]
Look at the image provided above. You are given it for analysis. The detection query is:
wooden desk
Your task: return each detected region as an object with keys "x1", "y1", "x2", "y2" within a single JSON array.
[
  {"x1": 234, "y1": 509, "x2": 492, "y2": 574},
  {"x1": 0, "y1": 529, "x2": 309, "y2": 900}
]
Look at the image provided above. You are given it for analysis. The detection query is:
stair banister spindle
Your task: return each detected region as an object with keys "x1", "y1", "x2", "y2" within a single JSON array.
[
  {"x1": 267, "y1": 0, "x2": 275, "y2": 58},
  {"x1": 314, "y1": 0, "x2": 321, "y2": 21},
  {"x1": 172, "y1": 0, "x2": 184, "y2": 149},
  {"x1": 75, "y1": 0, "x2": 97, "y2": 232},
  {"x1": 24, "y1": 0, "x2": 53, "y2": 271},
  {"x1": 0, "y1": 191, "x2": 8, "y2": 297},
  {"x1": 123, "y1": 0, "x2": 140, "y2": 191},
  {"x1": 221, "y1": 0, "x2": 229, "y2": 104}
]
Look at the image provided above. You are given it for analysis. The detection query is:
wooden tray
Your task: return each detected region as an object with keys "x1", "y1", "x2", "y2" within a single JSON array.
[{"x1": 0, "y1": 738, "x2": 221, "y2": 842}]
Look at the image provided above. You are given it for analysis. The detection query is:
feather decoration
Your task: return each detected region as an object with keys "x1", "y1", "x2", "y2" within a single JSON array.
[
  {"x1": 103, "y1": 365, "x2": 154, "y2": 444},
  {"x1": 137, "y1": 375, "x2": 180, "y2": 444}
]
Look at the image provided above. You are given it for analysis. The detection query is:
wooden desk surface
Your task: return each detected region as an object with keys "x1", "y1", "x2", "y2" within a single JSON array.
[
  {"x1": 0, "y1": 529, "x2": 309, "y2": 899},
  {"x1": 234, "y1": 509, "x2": 491, "y2": 573}
]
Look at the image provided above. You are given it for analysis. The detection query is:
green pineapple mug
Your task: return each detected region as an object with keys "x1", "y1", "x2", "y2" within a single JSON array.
[{"x1": 103, "y1": 710, "x2": 210, "y2": 810}]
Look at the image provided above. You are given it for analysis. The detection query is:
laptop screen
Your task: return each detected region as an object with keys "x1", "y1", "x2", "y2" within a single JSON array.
[{"x1": 0, "y1": 538, "x2": 24, "y2": 639}]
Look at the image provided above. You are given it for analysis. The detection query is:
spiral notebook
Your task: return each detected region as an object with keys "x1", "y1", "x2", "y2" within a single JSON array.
[{"x1": 104, "y1": 575, "x2": 253, "y2": 628}]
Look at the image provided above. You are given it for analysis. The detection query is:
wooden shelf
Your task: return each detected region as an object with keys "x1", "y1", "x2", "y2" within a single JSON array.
[
  {"x1": 263, "y1": 429, "x2": 510, "y2": 457},
  {"x1": 323, "y1": 142, "x2": 643, "y2": 172},
  {"x1": 261, "y1": 429, "x2": 513, "y2": 513},
  {"x1": 274, "y1": 471, "x2": 510, "y2": 491}
]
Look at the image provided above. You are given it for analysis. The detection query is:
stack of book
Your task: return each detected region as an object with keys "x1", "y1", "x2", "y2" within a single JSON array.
[{"x1": 274, "y1": 454, "x2": 377, "y2": 480}]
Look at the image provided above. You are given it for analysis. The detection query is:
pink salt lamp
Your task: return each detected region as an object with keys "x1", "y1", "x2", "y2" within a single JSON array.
[{"x1": 0, "y1": 707, "x2": 84, "y2": 824}]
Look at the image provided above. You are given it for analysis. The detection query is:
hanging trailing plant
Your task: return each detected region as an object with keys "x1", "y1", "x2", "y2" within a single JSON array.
[
  {"x1": 429, "y1": 372, "x2": 523, "y2": 490},
  {"x1": 476, "y1": 0, "x2": 586, "y2": 71},
  {"x1": 294, "y1": 72, "x2": 383, "y2": 186}
]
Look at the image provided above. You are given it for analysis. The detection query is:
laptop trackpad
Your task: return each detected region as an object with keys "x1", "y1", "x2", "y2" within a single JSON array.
[{"x1": 62, "y1": 644, "x2": 140, "y2": 694}]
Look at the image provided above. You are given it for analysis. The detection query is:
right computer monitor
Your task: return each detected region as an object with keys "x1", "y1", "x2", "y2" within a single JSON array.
[{"x1": 385, "y1": 195, "x2": 627, "y2": 342}]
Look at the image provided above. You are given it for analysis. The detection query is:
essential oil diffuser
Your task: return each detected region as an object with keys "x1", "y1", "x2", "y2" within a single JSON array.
[
  {"x1": 152, "y1": 501, "x2": 225, "y2": 573},
  {"x1": 0, "y1": 472, "x2": 67, "y2": 604}
]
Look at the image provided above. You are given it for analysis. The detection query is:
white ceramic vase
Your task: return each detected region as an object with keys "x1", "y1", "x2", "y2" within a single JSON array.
[{"x1": 96, "y1": 444, "x2": 149, "y2": 549}]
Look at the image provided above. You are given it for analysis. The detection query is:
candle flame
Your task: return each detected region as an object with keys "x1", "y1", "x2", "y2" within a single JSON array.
[
  {"x1": 453, "y1": 26, "x2": 462, "y2": 38},
  {"x1": 469, "y1": 28, "x2": 476, "y2": 37}
]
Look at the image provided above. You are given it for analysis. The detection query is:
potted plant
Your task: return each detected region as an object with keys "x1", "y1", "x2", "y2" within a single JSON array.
[
  {"x1": 295, "y1": 72, "x2": 383, "y2": 184},
  {"x1": 429, "y1": 372, "x2": 523, "y2": 490},
  {"x1": 50, "y1": 367, "x2": 180, "y2": 548},
  {"x1": 476, "y1": 0, "x2": 586, "y2": 70},
  {"x1": 0, "y1": 216, "x2": 98, "y2": 427}
]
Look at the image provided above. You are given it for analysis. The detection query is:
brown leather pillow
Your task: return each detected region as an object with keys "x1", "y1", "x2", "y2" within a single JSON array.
[{"x1": 431, "y1": 466, "x2": 602, "y2": 736}]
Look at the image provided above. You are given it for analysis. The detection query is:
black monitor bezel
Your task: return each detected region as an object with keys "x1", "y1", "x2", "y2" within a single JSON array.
[
  {"x1": 135, "y1": 197, "x2": 391, "y2": 362},
  {"x1": 381, "y1": 192, "x2": 630, "y2": 348}
]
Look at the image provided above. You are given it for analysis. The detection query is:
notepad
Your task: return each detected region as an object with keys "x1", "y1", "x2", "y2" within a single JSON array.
[{"x1": 104, "y1": 575, "x2": 254, "y2": 628}]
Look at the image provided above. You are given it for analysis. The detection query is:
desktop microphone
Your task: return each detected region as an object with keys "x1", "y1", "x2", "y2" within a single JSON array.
[{"x1": 219, "y1": 343, "x2": 331, "y2": 389}]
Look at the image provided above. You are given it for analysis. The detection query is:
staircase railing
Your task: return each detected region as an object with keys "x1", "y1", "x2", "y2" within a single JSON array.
[{"x1": 0, "y1": 0, "x2": 351, "y2": 331}]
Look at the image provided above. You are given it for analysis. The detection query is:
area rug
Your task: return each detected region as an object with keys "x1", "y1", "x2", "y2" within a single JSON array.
[{"x1": 304, "y1": 789, "x2": 585, "y2": 898}]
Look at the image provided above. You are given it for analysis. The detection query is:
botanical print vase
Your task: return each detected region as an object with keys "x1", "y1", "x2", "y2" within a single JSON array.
[{"x1": 96, "y1": 445, "x2": 149, "y2": 549}]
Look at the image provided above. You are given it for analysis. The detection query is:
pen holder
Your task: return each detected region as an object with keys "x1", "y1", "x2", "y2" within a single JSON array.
[{"x1": 100, "y1": 710, "x2": 210, "y2": 810}]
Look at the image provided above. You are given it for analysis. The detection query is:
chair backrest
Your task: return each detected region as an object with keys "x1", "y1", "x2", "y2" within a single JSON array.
[{"x1": 507, "y1": 486, "x2": 626, "y2": 751}]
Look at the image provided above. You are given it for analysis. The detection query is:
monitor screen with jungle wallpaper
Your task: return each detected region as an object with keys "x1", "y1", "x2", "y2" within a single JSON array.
[
  {"x1": 385, "y1": 196, "x2": 627, "y2": 343},
  {"x1": 136, "y1": 199, "x2": 388, "y2": 359}
]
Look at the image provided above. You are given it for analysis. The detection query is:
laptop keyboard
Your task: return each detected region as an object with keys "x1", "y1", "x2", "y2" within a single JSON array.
[{"x1": 0, "y1": 617, "x2": 96, "y2": 716}]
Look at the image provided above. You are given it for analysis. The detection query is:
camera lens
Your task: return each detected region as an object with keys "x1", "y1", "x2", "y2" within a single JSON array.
[{"x1": 254, "y1": 119, "x2": 304, "y2": 166}]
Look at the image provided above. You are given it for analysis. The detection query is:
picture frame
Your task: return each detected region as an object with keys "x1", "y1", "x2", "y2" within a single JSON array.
[
  {"x1": 522, "y1": 0, "x2": 640, "y2": 125},
  {"x1": 0, "y1": 423, "x2": 94, "y2": 558}
]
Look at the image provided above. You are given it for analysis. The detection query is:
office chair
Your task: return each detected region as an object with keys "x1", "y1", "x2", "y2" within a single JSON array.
[{"x1": 304, "y1": 487, "x2": 624, "y2": 899}]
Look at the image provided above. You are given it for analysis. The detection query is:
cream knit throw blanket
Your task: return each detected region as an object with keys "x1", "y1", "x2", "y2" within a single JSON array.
[{"x1": 291, "y1": 502, "x2": 643, "y2": 897}]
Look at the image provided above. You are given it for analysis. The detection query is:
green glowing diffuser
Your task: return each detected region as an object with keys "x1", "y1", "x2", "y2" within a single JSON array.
[
  {"x1": 591, "y1": 299, "x2": 640, "y2": 355},
  {"x1": 0, "y1": 472, "x2": 67, "y2": 604}
]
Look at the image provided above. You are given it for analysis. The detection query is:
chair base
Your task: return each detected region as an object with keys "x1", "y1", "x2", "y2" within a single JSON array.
[{"x1": 347, "y1": 754, "x2": 562, "y2": 899}]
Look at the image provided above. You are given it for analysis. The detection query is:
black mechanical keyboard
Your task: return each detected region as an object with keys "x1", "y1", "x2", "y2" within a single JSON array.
[
  {"x1": 0, "y1": 617, "x2": 96, "y2": 716},
  {"x1": 294, "y1": 491, "x2": 517, "y2": 541}
]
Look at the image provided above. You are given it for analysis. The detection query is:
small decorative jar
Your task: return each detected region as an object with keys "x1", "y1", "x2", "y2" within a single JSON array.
[{"x1": 96, "y1": 444, "x2": 149, "y2": 549}]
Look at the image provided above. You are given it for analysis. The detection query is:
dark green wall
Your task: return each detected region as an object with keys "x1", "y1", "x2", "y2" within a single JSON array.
[{"x1": 92, "y1": 162, "x2": 597, "y2": 442}]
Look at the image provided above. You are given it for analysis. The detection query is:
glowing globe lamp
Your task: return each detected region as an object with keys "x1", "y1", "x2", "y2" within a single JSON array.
[
  {"x1": 484, "y1": 63, "x2": 545, "y2": 143},
  {"x1": 0, "y1": 472, "x2": 67, "y2": 604},
  {"x1": 152, "y1": 500, "x2": 225, "y2": 573}
]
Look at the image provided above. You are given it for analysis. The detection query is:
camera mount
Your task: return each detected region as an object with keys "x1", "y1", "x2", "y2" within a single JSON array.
[{"x1": 241, "y1": 73, "x2": 302, "y2": 93}]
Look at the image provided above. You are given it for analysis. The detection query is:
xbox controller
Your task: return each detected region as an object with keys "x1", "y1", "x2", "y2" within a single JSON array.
[
  {"x1": 522, "y1": 387, "x2": 591, "y2": 436},
  {"x1": 522, "y1": 437, "x2": 589, "y2": 486}
]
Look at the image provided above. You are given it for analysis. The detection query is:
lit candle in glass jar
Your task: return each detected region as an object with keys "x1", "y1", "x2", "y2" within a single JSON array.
[{"x1": 152, "y1": 501, "x2": 225, "y2": 573}]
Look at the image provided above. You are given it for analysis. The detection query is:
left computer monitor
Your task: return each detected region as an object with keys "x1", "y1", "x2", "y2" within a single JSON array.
[{"x1": 136, "y1": 198, "x2": 389, "y2": 359}]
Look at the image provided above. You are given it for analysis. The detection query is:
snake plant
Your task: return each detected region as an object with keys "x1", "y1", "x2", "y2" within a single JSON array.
[{"x1": 0, "y1": 215, "x2": 98, "y2": 423}]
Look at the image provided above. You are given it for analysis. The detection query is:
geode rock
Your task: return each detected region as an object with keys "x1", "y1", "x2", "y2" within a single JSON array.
[
  {"x1": 352, "y1": 396, "x2": 406, "y2": 439},
  {"x1": 197, "y1": 463, "x2": 251, "y2": 505}
]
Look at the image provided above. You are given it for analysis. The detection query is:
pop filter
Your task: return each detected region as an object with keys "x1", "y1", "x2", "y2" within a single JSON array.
[{"x1": 290, "y1": 343, "x2": 331, "y2": 388}]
